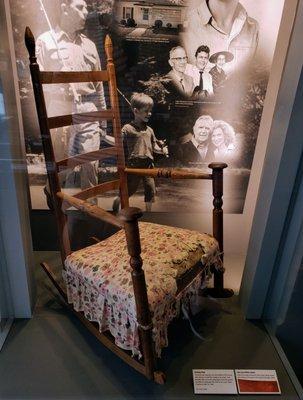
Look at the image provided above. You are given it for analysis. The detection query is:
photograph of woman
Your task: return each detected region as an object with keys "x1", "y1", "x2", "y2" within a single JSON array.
[
  {"x1": 209, "y1": 51, "x2": 234, "y2": 94},
  {"x1": 208, "y1": 120, "x2": 236, "y2": 161}
]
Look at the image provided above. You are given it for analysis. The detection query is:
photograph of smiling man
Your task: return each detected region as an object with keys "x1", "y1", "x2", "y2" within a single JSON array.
[
  {"x1": 166, "y1": 46, "x2": 194, "y2": 98},
  {"x1": 185, "y1": 45, "x2": 214, "y2": 98},
  {"x1": 175, "y1": 115, "x2": 214, "y2": 167}
]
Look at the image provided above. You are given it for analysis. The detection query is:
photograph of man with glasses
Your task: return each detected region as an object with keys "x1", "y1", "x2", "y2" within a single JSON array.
[{"x1": 166, "y1": 46, "x2": 194, "y2": 98}]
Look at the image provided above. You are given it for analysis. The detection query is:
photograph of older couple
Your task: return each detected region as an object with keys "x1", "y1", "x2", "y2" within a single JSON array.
[{"x1": 175, "y1": 115, "x2": 237, "y2": 167}]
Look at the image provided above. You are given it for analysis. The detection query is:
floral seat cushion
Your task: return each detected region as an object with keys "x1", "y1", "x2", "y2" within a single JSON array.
[{"x1": 63, "y1": 222, "x2": 222, "y2": 357}]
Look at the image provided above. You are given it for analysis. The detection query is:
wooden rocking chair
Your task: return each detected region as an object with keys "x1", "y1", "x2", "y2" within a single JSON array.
[{"x1": 25, "y1": 27, "x2": 232, "y2": 384}]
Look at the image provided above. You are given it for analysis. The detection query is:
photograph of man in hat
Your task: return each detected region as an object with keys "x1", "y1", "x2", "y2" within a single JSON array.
[{"x1": 209, "y1": 51, "x2": 234, "y2": 94}]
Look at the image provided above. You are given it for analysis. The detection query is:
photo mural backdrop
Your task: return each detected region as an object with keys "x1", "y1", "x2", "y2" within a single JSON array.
[{"x1": 10, "y1": 0, "x2": 285, "y2": 212}]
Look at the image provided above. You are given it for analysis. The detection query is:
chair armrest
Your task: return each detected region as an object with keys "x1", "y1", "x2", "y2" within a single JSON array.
[
  {"x1": 56, "y1": 191, "x2": 124, "y2": 229},
  {"x1": 125, "y1": 167, "x2": 212, "y2": 180}
]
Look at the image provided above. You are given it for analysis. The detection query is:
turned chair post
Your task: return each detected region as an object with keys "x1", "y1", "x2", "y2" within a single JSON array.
[
  {"x1": 208, "y1": 163, "x2": 233, "y2": 297},
  {"x1": 104, "y1": 35, "x2": 129, "y2": 209},
  {"x1": 119, "y1": 207, "x2": 155, "y2": 380},
  {"x1": 209, "y1": 163, "x2": 226, "y2": 258},
  {"x1": 24, "y1": 27, "x2": 71, "y2": 262}
]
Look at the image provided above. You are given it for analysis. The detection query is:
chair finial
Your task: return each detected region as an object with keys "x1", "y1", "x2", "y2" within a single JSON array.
[
  {"x1": 25, "y1": 27, "x2": 36, "y2": 61},
  {"x1": 105, "y1": 35, "x2": 113, "y2": 62},
  {"x1": 119, "y1": 207, "x2": 143, "y2": 223},
  {"x1": 208, "y1": 162, "x2": 228, "y2": 170}
]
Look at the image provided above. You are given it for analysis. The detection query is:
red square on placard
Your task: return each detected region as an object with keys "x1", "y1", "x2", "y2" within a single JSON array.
[{"x1": 237, "y1": 379, "x2": 280, "y2": 393}]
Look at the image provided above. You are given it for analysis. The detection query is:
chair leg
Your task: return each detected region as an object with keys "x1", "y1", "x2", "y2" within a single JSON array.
[{"x1": 40, "y1": 262, "x2": 67, "y2": 302}]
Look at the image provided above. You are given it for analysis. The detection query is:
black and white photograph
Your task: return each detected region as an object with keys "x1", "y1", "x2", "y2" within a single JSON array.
[{"x1": 10, "y1": 0, "x2": 284, "y2": 213}]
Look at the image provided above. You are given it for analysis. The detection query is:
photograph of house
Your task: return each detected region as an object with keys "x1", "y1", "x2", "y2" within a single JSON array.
[{"x1": 115, "y1": 0, "x2": 187, "y2": 29}]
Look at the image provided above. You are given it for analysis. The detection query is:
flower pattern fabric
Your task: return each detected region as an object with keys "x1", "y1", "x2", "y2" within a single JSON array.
[{"x1": 63, "y1": 222, "x2": 222, "y2": 357}]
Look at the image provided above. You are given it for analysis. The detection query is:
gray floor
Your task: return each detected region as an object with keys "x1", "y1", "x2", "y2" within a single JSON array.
[{"x1": 0, "y1": 254, "x2": 300, "y2": 400}]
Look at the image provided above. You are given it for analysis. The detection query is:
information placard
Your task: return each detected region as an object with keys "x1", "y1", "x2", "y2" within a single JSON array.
[
  {"x1": 192, "y1": 369, "x2": 237, "y2": 394},
  {"x1": 235, "y1": 370, "x2": 281, "y2": 394}
]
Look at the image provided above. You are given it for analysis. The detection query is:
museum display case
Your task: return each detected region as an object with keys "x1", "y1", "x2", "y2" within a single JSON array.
[{"x1": 1, "y1": 0, "x2": 303, "y2": 394}]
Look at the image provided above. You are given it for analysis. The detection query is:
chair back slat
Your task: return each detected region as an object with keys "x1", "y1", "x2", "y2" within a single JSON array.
[
  {"x1": 73, "y1": 180, "x2": 120, "y2": 201},
  {"x1": 40, "y1": 70, "x2": 109, "y2": 84},
  {"x1": 48, "y1": 110, "x2": 114, "y2": 129},
  {"x1": 56, "y1": 147, "x2": 117, "y2": 169}
]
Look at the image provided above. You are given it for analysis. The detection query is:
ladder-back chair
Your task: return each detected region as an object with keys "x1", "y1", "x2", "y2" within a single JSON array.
[{"x1": 25, "y1": 27, "x2": 232, "y2": 384}]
